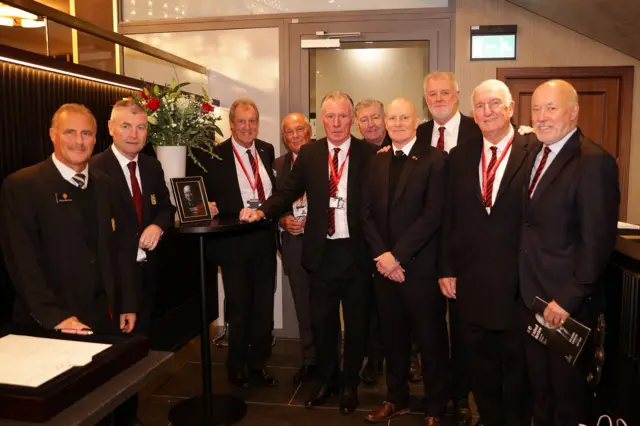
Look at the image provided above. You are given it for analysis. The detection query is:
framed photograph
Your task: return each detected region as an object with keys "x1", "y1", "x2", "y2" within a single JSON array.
[{"x1": 170, "y1": 176, "x2": 212, "y2": 224}]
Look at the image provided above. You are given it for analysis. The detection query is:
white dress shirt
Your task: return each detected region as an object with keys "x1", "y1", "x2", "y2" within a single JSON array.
[
  {"x1": 529, "y1": 128, "x2": 577, "y2": 197},
  {"x1": 111, "y1": 144, "x2": 147, "y2": 262},
  {"x1": 327, "y1": 137, "x2": 351, "y2": 239},
  {"x1": 430, "y1": 110, "x2": 461, "y2": 153},
  {"x1": 52, "y1": 153, "x2": 89, "y2": 188},
  {"x1": 232, "y1": 137, "x2": 273, "y2": 208},
  {"x1": 392, "y1": 137, "x2": 417, "y2": 156},
  {"x1": 478, "y1": 125, "x2": 514, "y2": 214}
]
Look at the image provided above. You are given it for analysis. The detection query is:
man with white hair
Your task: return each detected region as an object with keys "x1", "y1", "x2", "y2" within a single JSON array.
[{"x1": 440, "y1": 79, "x2": 534, "y2": 426}]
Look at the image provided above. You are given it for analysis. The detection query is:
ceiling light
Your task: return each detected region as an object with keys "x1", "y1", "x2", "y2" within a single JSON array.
[{"x1": 0, "y1": 4, "x2": 45, "y2": 28}]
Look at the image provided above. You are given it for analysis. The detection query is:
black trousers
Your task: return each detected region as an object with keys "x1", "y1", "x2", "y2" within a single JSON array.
[
  {"x1": 134, "y1": 261, "x2": 155, "y2": 335},
  {"x1": 375, "y1": 274, "x2": 449, "y2": 416},
  {"x1": 281, "y1": 232, "x2": 315, "y2": 365},
  {"x1": 460, "y1": 322, "x2": 528, "y2": 426},
  {"x1": 310, "y1": 238, "x2": 370, "y2": 388},
  {"x1": 219, "y1": 231, "x2": 276, "y2": 373},
  {"x1": 365, "y1": 277, "x2": 384, "y2": 363},
  {"x1": 448, "y1": 299, "x2": 471, "y2": 401}
]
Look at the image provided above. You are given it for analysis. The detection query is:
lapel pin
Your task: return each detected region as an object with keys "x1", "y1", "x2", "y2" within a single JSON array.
[
  {"x1": 150, "y1": 194, "x2": 157, "y2": 205},
  {"x1": 55, "y1": 192, "x2": 72, "y2": 203},
  {"x1": 411, "y1": 156, "x2": 418, "y2": 160}
]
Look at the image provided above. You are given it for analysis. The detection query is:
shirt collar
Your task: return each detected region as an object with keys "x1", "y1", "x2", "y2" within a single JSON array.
[
  {"x1": 545, "y1": 128, "x2": 577, "y2": 154},
  {"x1": 111, "y1": 143, "x2": 138, "y2": 168},
  {"x1": 435, "y1": 110, "x2": 461, "y2": 132},
  {"x1": 392, "y1": 136, "x2": 417, "y2": 156},
  {"x1": 483, "y1": 125, "x2": 514, "y2": 153},
  {"x1": 51, "y1": 153, "x2": 89, "y2": 186},
  {"x1": 232, "y1": 136, "x2": 255, "y2": 153},
  {"x1": 328, "y1": 136, "x2": 351, "y2": 153}
]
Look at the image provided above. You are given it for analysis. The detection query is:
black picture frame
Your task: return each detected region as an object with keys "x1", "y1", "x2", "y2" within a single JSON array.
[
  {"x1": 470, "y1": 25, "x2": 517, "y2": 61},
  {"x1": 170, "y1": 176, "x2": 212, "y2": 224}
]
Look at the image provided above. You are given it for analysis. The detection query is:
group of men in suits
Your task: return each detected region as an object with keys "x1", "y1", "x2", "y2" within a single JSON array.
[{"x1": 0, "y1": 99, "x2": 176, "y2": 426}]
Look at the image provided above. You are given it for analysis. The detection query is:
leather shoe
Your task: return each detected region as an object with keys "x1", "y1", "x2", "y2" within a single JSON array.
[
  {"x1": 293, "y1": 364, "x2": 317, "y2": 384},
  {"x1": 339, "y1": 387, "x2": 359, "y2": 415},
  {"x1": 365, "y1": 401, "x2": 410, "y2": 423},
  {"x1": 249, "y1": 369, "x2": 278, "y2": 387},
  {"x1": 424, "y1": 416, "x2": 441, "y2": 426},
  {"x1": 227, "y1": 371, "x2": 249, "y2": 389},
  {"x1": 408, "y1": 360, "x2": 422, "y2": 382},
  {"x1": 455, "y1": 398, "x2": 472, "y2": 423},
  {"x1": 305, "y1": 384, "x2": 338, "y2": 408},
  {"x1": 360, "y1": 359, "x2": 383, "y2": 384}
]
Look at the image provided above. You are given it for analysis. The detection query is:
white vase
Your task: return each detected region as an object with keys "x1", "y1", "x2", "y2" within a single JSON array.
[{"x1": 156, "y1": 145, "x2": 187, "y2": 206}]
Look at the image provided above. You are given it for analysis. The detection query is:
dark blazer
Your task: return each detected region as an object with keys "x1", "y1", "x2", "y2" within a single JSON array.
[
  {"x1": 519, "y1": 130, "x2": 619, "y2": 323},
  {"x1": 90, "y1": 147, "x2": 175, "y2": 264},
  {"x1": 273, "y1": 151, "x2": 294, "y2": 214},
  {"x1": 362, "y1": 140, "x2": 447, "y2": 279},
  {"x1": 442, "y1": 133, "x2": 534, "y2": 330},
  {"x1": 416, "y1": 113, "x2": 481, "y2": 150},
  {"x1": 0, "y1": 157, "x2": 136, "y2": 329},
  {"x1": 260, "y1": 136, "x2": 377, "y2": 272}
]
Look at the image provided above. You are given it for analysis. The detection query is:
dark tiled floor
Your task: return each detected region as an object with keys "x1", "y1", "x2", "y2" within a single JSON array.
[{"x1": 139, "y1": 337, "x2": 478, "y2": 426}]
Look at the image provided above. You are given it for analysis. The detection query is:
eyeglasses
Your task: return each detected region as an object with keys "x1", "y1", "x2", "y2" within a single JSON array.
[{"x1": 474, "y1": 99, "x2": 504, "y2": 112}]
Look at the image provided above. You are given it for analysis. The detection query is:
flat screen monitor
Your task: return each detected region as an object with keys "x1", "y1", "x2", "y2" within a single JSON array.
[{"x1": 471, "y1": 31, "x2": 517, "y2": 60}]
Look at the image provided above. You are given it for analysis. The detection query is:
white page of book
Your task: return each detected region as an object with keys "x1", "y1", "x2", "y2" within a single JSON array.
[{"x1": 0, "y1": 334, "x2": 111, "y2": 388}]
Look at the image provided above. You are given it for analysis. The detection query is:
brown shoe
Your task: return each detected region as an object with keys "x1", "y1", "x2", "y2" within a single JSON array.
[
  {"x1": 365, "y1": 401, "x2": 410, "y2": 423},
  {"x1": 424, "y1": 416, "x2": 441, "y2": 426}
]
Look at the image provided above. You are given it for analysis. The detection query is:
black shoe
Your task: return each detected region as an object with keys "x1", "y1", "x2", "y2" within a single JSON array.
[
  {"x1": 227, "y1": 371, "x2": 249, "y2": 389},
  {"x1": 339, "y1": 387, "x2": 359, "y2": 415},
  {"x1": 454, "y1": 398, "x2": 472, "y2": 424},
  {"x1": 249, "y1": 369, "x2": 278, "y2": 387},
  {"x1": 305, "y1": 384, "x2": 338, "y2": 408},
  {"x1": 360, "y1": 359, "x2": 383, "y2": 385},
  {"x1": 293, "y1": 364, "x2": 317, "y2": 384}
]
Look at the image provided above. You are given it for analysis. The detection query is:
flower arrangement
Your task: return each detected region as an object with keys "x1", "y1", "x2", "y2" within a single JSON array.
[{"x1": 133, "y1": 79, "x2": 222, "y2": 170}]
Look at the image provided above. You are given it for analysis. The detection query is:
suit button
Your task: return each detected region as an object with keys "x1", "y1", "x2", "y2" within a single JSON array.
[
  {"x1": 89, "y1": 259, "x2": 96, "y2": 265},
  {"x1": 524, "y1": 222, "x2": 530, "y2": 227},
  {"x1": 134, "y1": 232, "x2": 140, "y2": 239}
]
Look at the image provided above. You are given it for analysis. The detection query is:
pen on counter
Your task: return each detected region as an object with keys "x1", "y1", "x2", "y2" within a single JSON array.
[{"x1": 55, "y1": 328, "x2": 94, "y2": 335}]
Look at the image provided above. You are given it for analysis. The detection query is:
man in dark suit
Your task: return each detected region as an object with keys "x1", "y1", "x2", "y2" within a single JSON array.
[
  {"x1": 0, "y1": 103, "x2": 137, "y2": 334},
  {"x1": 193, "y1": 98, "x2": 278, "y2": 389},
  {"x1": 520, "y1": 80, "x2": 619, "y2": 426},
  {"x1": 273, "y1": 112, "x2": 316, "y2": 384},
  {"x1": 240, "y1": 91, "x2": 377, "y2": 415},
  {"x1": 91, "y1": 99, "x2": 175, "y2": 336},
  {"x1": 440, "y1": 80, "x2": 533, "y2": 426},
  {"x1": 362, "y1": 98, "x2": 449, "y2": 426},
  {"x1": 420, "y1": 70, "x2": 481, "y2": 422}
]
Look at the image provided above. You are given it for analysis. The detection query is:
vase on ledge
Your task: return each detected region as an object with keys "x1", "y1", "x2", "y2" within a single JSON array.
[{"x1": 156, "y1": 145, "x2": 187, "y2": 206}]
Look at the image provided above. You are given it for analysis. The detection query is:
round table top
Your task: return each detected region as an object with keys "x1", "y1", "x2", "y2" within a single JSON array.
[{"x1": 176, "y1": 214, "x2": 266, "y2": 235}]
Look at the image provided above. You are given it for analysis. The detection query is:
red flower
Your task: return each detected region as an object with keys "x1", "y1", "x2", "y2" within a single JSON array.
[
  {"x1": 140, "y1": 88, "x2": 149, "y2": 100},
  {"x1": 145, "y1": 97, "x2": 160, "y2": 111},
  {"x1": 201, "y1": 102, "x2": 213, "y2": 113}
]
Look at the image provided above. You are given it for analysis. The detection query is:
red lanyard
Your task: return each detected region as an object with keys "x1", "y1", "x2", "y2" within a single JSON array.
[
  {"x1": 328, "y1": 148, "x2": 350, "y2": 188},
  {"x1": 232, "y1": 144, "x2": 260, "y2": 192},
  {"x1": 481, "y1": 135, "x2": 514, "y2": 201}
]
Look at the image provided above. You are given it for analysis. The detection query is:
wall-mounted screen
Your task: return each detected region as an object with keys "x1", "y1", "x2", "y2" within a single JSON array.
[{"x1": 470, "y1": 25, "x2": 517, "y2": 60}]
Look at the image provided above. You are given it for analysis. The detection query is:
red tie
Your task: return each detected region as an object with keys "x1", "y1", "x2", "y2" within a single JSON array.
[
  {"x1": 246, "y1": 149, "x2": 266, "y2": 203},
  {"x1": 436, "y1": 126, "x2": 445, "y2": 151},
  {"x1": 529, "y1": 147, "x2": 551, "y2": 198},
  {"x1": 127, "y1": 161, "x2": 143, "y2": 228},
  {"x1": 327, "y1": 148, "x2": 340, "y2": 236},
  {"x1": 483, "y1": 146, "x2": 498, "y2": 208}
]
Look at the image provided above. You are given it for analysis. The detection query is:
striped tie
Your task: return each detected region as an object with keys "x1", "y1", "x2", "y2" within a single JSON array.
[
  {"x1": 246, "y1": 149, "x2": 266, "y2": 203},
  {"x1": 327, "y1": 148, "x2": 340, "y2": 236},
  {"x1": 529, "y1": 147, "x2": 551, "y2": 198},
  {"x1": 483, "y1": 146, "x2": 498, "y2": 208},
  {"x1": 72, "y1": 173, "x2": 86, "y2": 189}
]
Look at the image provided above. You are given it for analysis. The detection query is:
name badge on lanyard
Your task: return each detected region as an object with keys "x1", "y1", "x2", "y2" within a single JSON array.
[
  {"x1": 328, "y1": 148, "x2": 349, "y2": 211},
  {"x1": 233, "y1": 144, "x2": 263, "y2": 208}
]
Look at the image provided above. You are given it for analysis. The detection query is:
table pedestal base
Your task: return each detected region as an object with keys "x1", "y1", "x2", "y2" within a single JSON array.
[{"x1": 168, "y1": 394, "x2": 247, "y2": 426}]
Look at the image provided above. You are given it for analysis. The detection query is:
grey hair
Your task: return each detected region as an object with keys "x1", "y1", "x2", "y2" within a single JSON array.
[
  {"x1": 320, "y1": 90, "x2": 354, "y2": 117},
  {"x1": 423, "y1": 71, "x2": 460, "y2": 93},
  {"x1": 354, "y1": 99, "x2": 385, "y2": 117},
  {"x1": 470, "y1": 79, "x2": 513, "y2": 108}
]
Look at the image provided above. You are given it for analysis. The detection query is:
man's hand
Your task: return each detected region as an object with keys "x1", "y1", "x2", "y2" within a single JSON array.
[
  {"x1": 208, "y1": 201, "x2": 219, "y2": 217},
  {"x1": 438, "y1": 277, "x2": 457, "y2": 299},
  {"x1": 139, "y1": 224, "x2": 163, "y2": 250},
  {"x1": 518, "y1": 125, "x2": 535, "y2": 135},
  {"x1": 377, "y1": 145, "x2": 392, "y2": 154},
  {"x1": 543, "y1": 300, "x2": 569, "y2": 329},
  {"x1": 239, "y1": 208, "x2": 265, "y2": 222},
  {"x1": 120, "y1": 313, "x2": 137, "y2": 333},
  {"x1": 280, "y1": 215, "x2": 304, "y2": 235},
  {"x1": 387, "y1": 265, "x2": 405, "y2": 283},
  {"x1": 375, "y1": 251, "x2": 399, "y2": 275},
  {"x1": 55, "y1": 316, "x2": 92, "y2": 335}
]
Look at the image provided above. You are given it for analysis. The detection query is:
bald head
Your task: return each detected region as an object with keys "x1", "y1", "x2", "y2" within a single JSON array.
[
  {"x1": 282, "y1": 113, "x2": 311, "y2": 154},
  {"x1": 531, "y1": 79, "x2": 579, "y2": 145},
  {"x1": 385, "y1": 98, "x2": 419, "y2": 146}
]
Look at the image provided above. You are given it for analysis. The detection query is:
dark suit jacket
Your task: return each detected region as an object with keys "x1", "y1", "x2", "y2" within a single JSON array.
[
  {"x1": 90, "y1": 147, "x2": 175, "y2": 266},
  {"x1": 273, "y1": 151, "x2": 295, "y2": 218},
  {"x1": 416, "y1": 113, "x2": 481, "y2": 150},
  {"x1": 191, "y1": 138, "x2": 276, "y2": 264},
  {"x1": 362, "y1": 140, "x2": 447, "y2": 281},
  {"x1": 519, "y1": 130, "x2": 619, "y2": 323},
  {"x1": 441, "y1": 133, "x2": 534, "y2": 330},
  {"x1": 260, "y1": 136, "x2": 377, "y2": 272},
  {"x1": 0, "y1": 157, "x2": 136, "y2": 329}
]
